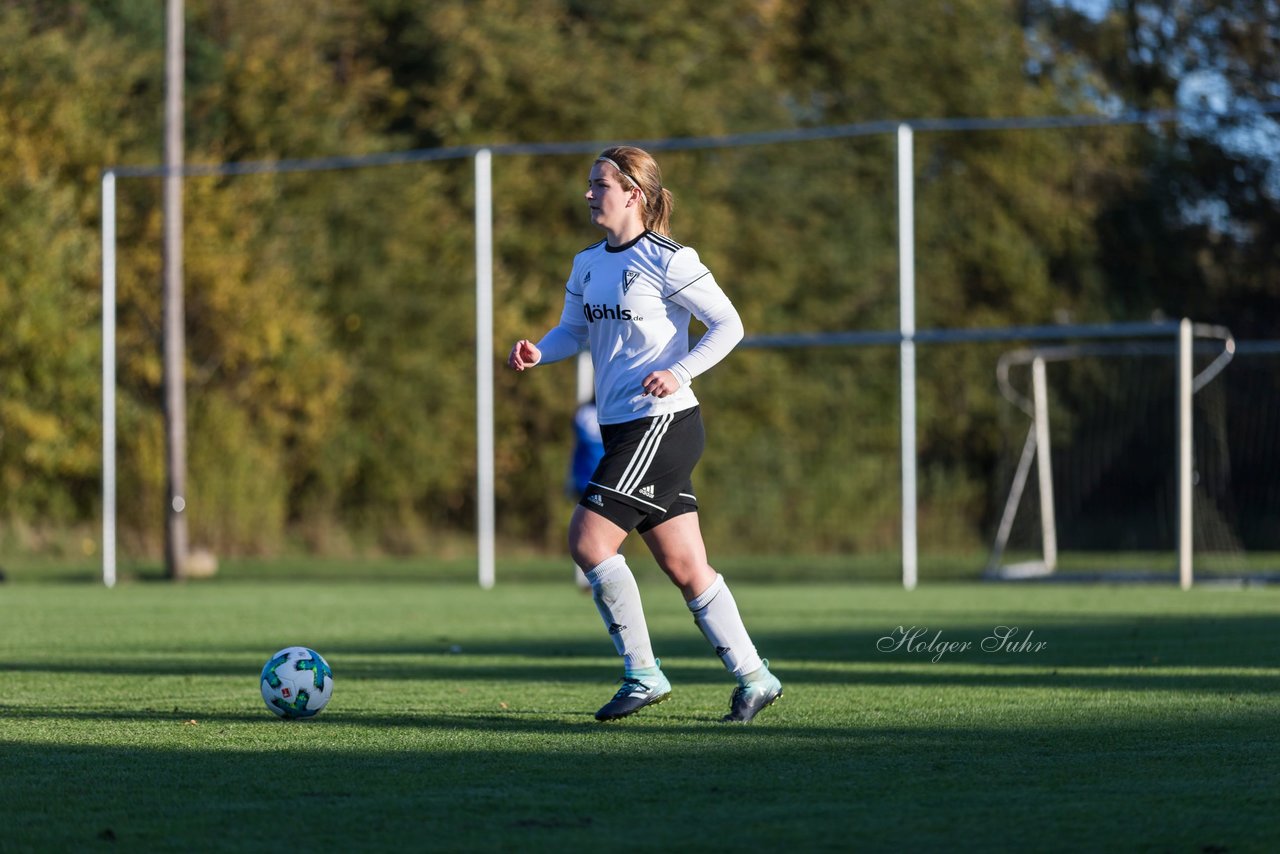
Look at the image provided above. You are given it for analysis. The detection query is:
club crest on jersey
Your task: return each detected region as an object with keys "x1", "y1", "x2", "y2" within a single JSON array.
[{"x1": 622, "y1": 270, "x2": 640, "y2": 294}]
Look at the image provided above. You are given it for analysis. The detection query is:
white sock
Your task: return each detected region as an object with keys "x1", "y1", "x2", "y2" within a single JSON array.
[
  {"x1": 585, "y1": 555, "x2": 656, "y2": 672},
  {"x1": 687, "y1": 573, "x2": 763, "y2": 678}
]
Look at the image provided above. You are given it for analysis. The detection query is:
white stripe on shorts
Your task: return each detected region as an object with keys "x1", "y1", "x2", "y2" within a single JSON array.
[{"x1": 616, "y1": 413, "x2": 673, "y2": 496}]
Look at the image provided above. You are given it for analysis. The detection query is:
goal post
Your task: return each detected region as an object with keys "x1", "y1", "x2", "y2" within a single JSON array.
[
  {"x1": 474, "y1": 149, "x2": 496, "y2": 591},
  {"x1": 1033, "y1": 355, "x2": 1058, "y2": 574},
  {"x1": 1179, "y1": 319, "x2": 1193, "y2": 590},
  {"x1": 985, "y1": 320, "x2": 1236, "y2": 586},
  {"x1": 101, "y1": 170, "x2": 117, "y2": 589}
]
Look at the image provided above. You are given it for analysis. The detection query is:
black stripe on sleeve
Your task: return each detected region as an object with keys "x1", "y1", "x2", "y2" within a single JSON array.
[{"x1": 664, "y1": 271, "x2": 711, "y2": 299}]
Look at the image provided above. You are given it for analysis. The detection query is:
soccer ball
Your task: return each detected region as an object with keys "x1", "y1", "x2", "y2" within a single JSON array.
[{"x1": 260, "y1": 646, "x2": 333, "y2": 719}]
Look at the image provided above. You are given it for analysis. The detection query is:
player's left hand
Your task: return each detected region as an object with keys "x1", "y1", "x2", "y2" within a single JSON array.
[{"x1": 641, "y1": 370, "x2": 680, "y2": 398}]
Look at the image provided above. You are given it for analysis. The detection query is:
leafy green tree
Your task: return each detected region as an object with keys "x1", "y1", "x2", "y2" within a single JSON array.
[
  {"x1": 8, "y1": 0, "x2": 1269, "y2": 562},
  {"x1": 1025, "y1": 0, "x2": 1280, "y2": 334},
  {"x1": 0, "y1": 4, "x2": 158, "y2": 539},
  {"x1": 752, "y1": 0, "x2": 1124, "y2": 550}
]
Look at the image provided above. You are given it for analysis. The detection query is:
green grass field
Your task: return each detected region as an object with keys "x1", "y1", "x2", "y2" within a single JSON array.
[{"x1": 3, "y1": 570, "x2": 1279, "y2": 851}]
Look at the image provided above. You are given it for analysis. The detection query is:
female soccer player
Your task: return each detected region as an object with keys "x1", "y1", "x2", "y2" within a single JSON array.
[{"x1": 507, "y1": 145, "x2": 782, "y2": 723}]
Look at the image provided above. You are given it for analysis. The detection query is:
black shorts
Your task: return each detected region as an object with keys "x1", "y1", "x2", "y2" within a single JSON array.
[{"x1": 579, "y1": 406, "x2": 704, "y2": 534}]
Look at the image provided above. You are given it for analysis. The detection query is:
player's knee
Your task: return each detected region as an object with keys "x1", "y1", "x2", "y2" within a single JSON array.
[
  {"x1": 568, "y1": 526, "x2": 612, "y2": 571},
  {"x1": 569, "y1": 544, "x2": 603, "y2": 572},
  {"x1": 658, "y1": 555, "x2": 712, "y2": 591},
  {"x1": 568, "y1": 505, "x2": 630, "y2": 570}
]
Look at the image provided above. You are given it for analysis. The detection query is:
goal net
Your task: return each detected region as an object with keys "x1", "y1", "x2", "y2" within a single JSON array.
[{"x1": 985, "y1": 334, "x2": 1277, "y2": 582}]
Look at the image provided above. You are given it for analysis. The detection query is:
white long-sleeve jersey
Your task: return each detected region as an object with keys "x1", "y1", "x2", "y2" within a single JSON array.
[{"x1": 535, "y1": 231, "x2": 744, "y2": 425}]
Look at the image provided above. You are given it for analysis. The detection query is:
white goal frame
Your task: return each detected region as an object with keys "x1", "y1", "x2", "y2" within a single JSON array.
[{"x1": 986, "y1": 321, "x2": 1236, "y2": 588}]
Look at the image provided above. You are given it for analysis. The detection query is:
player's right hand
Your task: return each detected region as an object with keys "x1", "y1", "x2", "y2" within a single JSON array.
[{"x1": 508, "y1": 339, "x2": 542, "y2": 371}]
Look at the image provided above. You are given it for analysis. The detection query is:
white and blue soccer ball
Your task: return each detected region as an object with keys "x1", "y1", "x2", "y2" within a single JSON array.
[{"x1": 260, "y1": 646, "x2": 333, "y2": 719}]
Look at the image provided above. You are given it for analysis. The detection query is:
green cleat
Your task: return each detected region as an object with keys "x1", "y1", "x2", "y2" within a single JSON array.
[
  {"x1": 722, "y1": 661, "x2": 782, "y2": 723},
  {"x1": 595, "y1": 663, "x2": 672, "y2": 721}
]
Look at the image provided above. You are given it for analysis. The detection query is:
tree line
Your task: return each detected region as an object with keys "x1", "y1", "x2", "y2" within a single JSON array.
[{"x1": 1, "y1": 0, "x2": 1275, "y2": 560}]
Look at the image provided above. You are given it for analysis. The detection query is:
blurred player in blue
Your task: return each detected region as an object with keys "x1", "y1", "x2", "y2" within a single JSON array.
[
  {"x1": 569, "y1": 398, "x2": 605, "y2": 590},
  {"x1": 507, "y1": 145, "x2": 782, "y2": 723}
]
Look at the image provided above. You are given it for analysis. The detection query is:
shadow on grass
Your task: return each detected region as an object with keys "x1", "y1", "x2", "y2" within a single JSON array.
[{"x1": 1, "y1": 708, "x2": 1277, "y2": 852}]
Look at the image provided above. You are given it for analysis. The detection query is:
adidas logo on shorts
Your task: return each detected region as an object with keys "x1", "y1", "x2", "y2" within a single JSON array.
[
  {"x1": 639, "y1": 484, "x2": 655, "y2": 499},
  {"x1": 588, "y1": 494, "x2": 605, "y2": 506}
]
